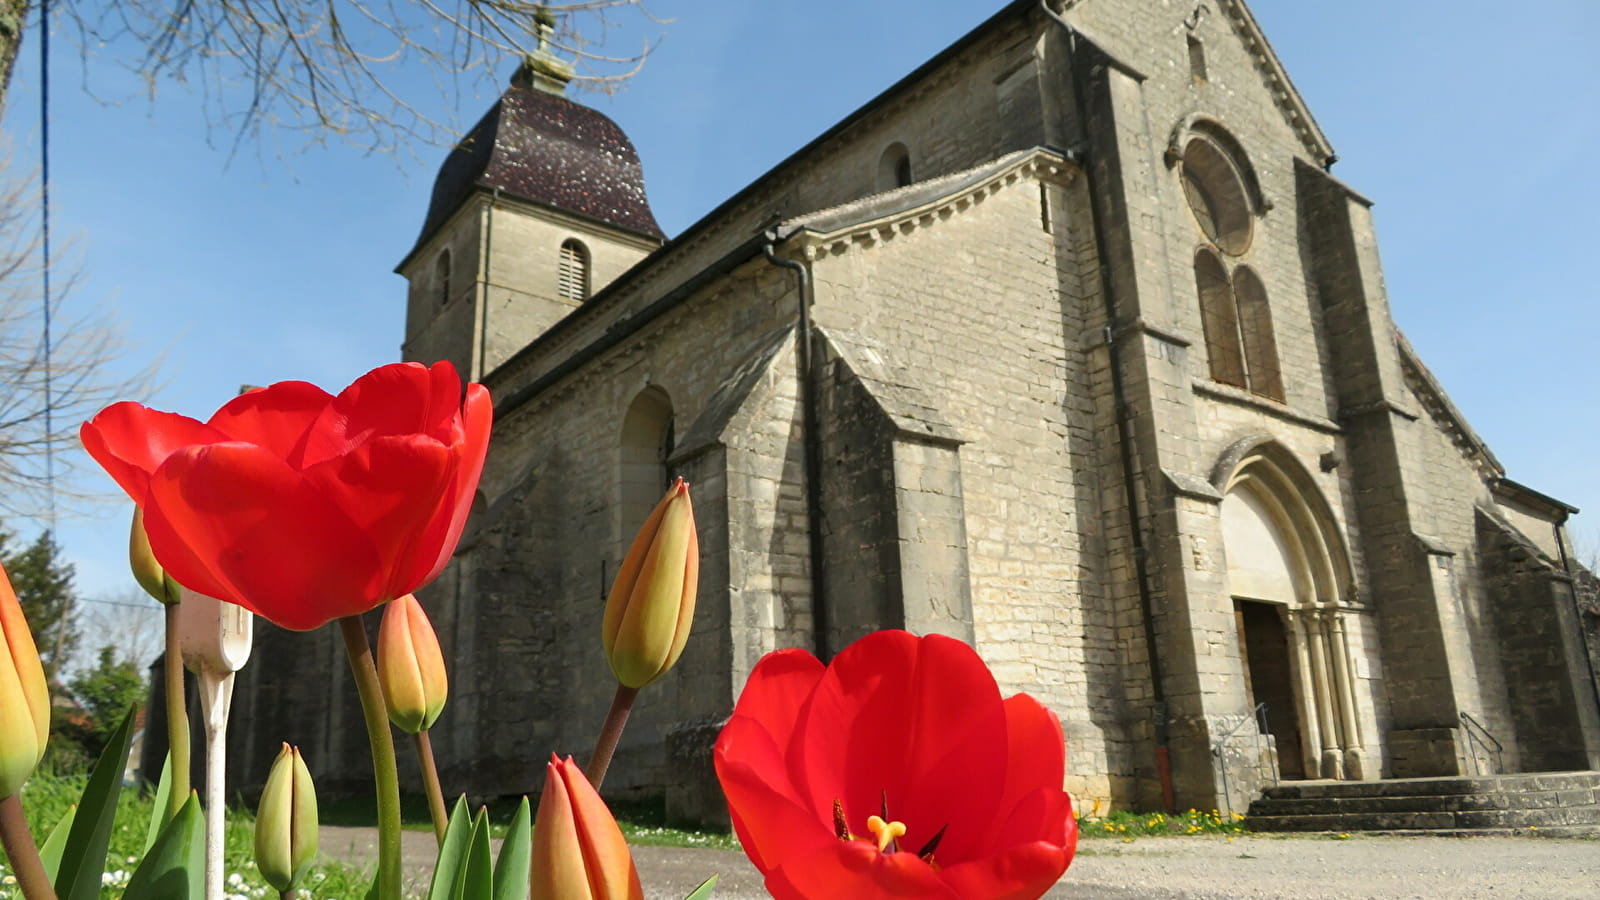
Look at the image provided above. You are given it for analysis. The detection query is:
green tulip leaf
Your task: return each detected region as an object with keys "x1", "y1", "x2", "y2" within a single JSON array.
[
  {"x1": 459, "y1": 807, "x2": 493, "y2": 900},
  {"x1": 122, "y1": 793, "x2": 205, "y2": 900},
  {"x1": 37, "y1": 803, "x2": 76, "y2": 883},
  {"x1": 683, "y1": 874, "x2": 720, "y2": 900},
  {"x1": 363, "y1": 873, "x2": 380, "y2": 900},
  {"x1": 143, "y1": 753, "x2": 174, "y2": 854},
  {"x1": 426, "y1": 796, "x2": 473, "y2": 900},
  {"x1": 490, "y1": 797, "x2": 531, "y2": 900},
  {"x1": 54, "y1": 705, "x2": 138, "y2": 900}
]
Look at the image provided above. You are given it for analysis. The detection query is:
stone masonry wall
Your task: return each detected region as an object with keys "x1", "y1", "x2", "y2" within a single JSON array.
[
  {"x1": 804, "y1": 161, "x2": 1131, "y2": 805},
  {"x1": 415, "y1": 254, "x2": 810, "y2": 803}
]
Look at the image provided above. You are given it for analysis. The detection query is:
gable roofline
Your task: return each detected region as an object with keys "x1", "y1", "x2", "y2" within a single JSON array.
[
  {"x1": 1494, "y1": 477, "x2": 1580, "y2": 518},
  {"x1": 487, "y1": 1, "x2": 1044, "y2": 402},
  {"x1": 1215, "y1": 0, "x2": 1337, "y2": 165},
  {"x1": 491, "y1": 144, "x2": 1075, "y2": 420},
  {"x1": 774, "y1": 147, "x2": 1079, "y2": 249},
  {"x1": 1396, "y1": 331, "x2": 1503, "y2": 478}
]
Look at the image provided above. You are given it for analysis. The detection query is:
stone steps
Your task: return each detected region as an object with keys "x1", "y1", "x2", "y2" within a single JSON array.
[{"x1": 1246, "y1": 771, "x2": 1600, "y2": 835}]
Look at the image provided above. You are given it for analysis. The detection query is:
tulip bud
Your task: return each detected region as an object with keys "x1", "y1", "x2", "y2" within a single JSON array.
[
  {"x1": 601, "y1": 478, "x2": 699, "y2": 688},
  {"x1": 531, "y1": 755, "x2": 643, "y2": 900},
  {"x1": 377, "y1": 594, "x2": 448, "y2": 733},
  {"x1": 255, "y1": 743, "x2": 318, "y2": 892},
  {"x1": 129, "y1": 506, "x2": 180, "y2": 605},
  {"x1": 0, "y1": 560, "x2": 49, "y2": 798}
]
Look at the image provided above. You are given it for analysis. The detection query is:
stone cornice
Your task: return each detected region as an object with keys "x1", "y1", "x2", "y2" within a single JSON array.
[
  {"x1": 1216, "y1": 0, "x2": 1336, "y2": 165},
  {"x1": 776, "y1": 149, "x2": 1079, "y2": 259},
  {"x1": 1193, "y1": 379, "x2": 1342, "y2": 435},
  {"x1": 1395, "y1": 333, "x2": 1503, "y2": 480}
]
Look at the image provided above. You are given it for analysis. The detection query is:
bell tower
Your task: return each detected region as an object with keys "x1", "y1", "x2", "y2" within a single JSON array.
[{"x1": 397, "y1": 13, "x2": 664, "y2": 379}]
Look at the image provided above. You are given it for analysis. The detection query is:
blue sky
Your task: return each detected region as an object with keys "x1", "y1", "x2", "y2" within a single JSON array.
[{"x1": 3, "y1": 0, "x2": 1597, "y2": 614}]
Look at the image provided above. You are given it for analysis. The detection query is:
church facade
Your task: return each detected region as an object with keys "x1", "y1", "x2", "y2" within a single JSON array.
[{"x1": 230, "y1": 0, "x2": 1600, "y2": 817}]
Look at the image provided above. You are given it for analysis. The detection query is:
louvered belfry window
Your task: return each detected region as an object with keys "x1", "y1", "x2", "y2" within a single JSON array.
[{"x1": 558, "y1": 239, "x2": 590, "y2": 302}]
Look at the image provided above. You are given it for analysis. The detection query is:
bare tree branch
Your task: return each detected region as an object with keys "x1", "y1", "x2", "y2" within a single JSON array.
[
  {"x1": 0, "y1": 155, "x2": 161, "y2": 519},
  {"x1": 46, "y1": 0, "x2": 667, "y2": 156}
]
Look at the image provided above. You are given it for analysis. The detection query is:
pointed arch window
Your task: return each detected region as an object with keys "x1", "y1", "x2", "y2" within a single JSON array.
[
  {"x1": 1182, "y1": 126, "x2": 1282, "y2": 400},
  {"x1": 1196, "y1": 250, "x2": 1283, "y2": 401},
  {"x1": 1233, "y1": 266, "x2": 1283, "y2": 401},
  {"x1": 1196, "y1": 249, "x2": 1244, "y2": 389},
  {"x1": 558, "y1": 239, "x2": 590, "y2": 302}
]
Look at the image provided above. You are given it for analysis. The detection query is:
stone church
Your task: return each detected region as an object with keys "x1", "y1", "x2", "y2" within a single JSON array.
[{"x1": 227, "y1": 0, "x2": 1600, "y2": 819}]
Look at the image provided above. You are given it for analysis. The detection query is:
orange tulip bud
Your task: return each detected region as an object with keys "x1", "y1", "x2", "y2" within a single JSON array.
[
  {"x1": 377, "y1": 594, "x2": 448, "y2": 733},
  {"x1": 531, "y1": 755, "x2": 643, "y2": 900},
  {"x1": 129, "y1": 506, "x2": 180, "y2": 605},
  {"x1": 601, "y1": 478, "x2": 698, "y2": 689},
  {"x1": 0, "y1": 559, "x2": 49, "y2": 798}
]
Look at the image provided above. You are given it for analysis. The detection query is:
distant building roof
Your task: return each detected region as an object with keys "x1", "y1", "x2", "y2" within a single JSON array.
[{"x1": 406, "y1": 81, "x2": 663, "y2": 264}]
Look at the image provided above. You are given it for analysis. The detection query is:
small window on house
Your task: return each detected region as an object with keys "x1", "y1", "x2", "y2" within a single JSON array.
[
  {"x1": 878, "y1": 143, "x2": 912, "y2": 190},
  {"x1": 435, "y1": 249, "x2": 452, "y2": 307},
  {"x1": 1187, "y1": 35, "x2": 1207, "y2": 82},
  {"x1": 558, "y1": 239, "x2": 590, "y2": 302}
]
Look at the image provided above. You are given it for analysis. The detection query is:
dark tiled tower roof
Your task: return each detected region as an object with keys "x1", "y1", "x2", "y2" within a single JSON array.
[{"x1": 410, "y1": 83, "x2": 664, "y2": 255}]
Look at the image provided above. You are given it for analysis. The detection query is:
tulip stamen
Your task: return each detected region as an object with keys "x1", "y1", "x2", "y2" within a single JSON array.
[
  {"x1": 917, "y1": 823, "x2": 948, "y2": 863},
  {"x1": 833, "y1": 799, "x2": 852, "y2": 841},
  {"x1": 866, "y1": 815, "x2": 907, "y2": 854}
]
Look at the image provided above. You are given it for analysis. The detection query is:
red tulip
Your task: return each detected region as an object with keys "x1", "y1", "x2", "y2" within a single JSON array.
[
  {"x1": 714, "y1": 630, "x2": 1076, "y2": 900},
  {"x1": 80, "y1": 361, "x2": 491, "y2": 631}
]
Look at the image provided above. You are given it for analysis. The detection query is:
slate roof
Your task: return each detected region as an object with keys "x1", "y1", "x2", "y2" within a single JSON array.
[{"x1": 407, "y1": 85, "x2": 663, "y2": 262}]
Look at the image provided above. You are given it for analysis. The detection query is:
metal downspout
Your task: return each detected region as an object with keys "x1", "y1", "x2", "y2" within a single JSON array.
[
  {"x1": 763, "y1": 239, "x2": 830, "y2": 660},
  {"x1": 1041, "y1": 0, "x2": 1176, "y2": 811},
  {"x1": 477, "y1": 187, "x2": 502, "y2": 380}
]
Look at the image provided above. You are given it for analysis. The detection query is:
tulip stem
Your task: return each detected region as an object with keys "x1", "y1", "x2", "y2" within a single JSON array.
[
  {"x1": 584, "y1": 684, "x2": 639, "y2": 790},
  {"x1": 414, "y1": 731, "x2": 448, "y2": 844},
  {"x1": 0, "y1": 793, "x2": 56, "y2": 900},
  {"x1": 339, "y1": 615, "x2": 402, "y2": 899},
  {"x1": 279, "y1": 890, "x2": 296, "y2": 900},
  {"x1": 164, "y1": 603, "x2": 191, "y2": 823}
]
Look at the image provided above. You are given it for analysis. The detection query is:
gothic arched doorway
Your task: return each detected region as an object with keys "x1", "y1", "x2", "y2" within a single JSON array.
[{"x1": 1220, "y1": 444, "x2": 1366, "y2": 780}]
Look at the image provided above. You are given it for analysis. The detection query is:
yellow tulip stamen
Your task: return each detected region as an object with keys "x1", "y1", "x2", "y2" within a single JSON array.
[{"x1": 866, "y1": 815, "x2": 907, "y2": 853}]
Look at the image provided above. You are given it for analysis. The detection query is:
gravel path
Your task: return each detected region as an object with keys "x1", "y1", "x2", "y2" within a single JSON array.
[{"x1": 318, "y1": 827, "x2": 1599, "y2": 899}]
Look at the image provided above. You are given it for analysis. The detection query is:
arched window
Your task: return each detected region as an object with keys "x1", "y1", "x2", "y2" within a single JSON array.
[
  {"x1": 1180, "y1": 136, "x2": 1252, "y2": 255},
  {"x1": 878, "y1": 143, "x2": 912, "y2": 190},
  {"x1": 1181, "y1": 125, "x2": 1282, "y2": 400},
  {"x1": 1233, "y1": 266, "x2": 1283, "y2": 401},
  {"x1": 435, "y1": 249, "x2": 452, "y2": 307},
  {"x1": 1196, "y1": 249, "x2": 1244, "y2": 389},
  {"x1": 558, "y1": 239, "x2": 590, "y2": 302},
  {"x1": 619, "y1": 387, "x2": 674, "y2": 540}
]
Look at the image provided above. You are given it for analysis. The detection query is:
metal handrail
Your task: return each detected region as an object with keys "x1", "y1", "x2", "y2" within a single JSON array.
[{"x1": 1459, "y1": 711, "x2": 1504, "y2": 775}]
